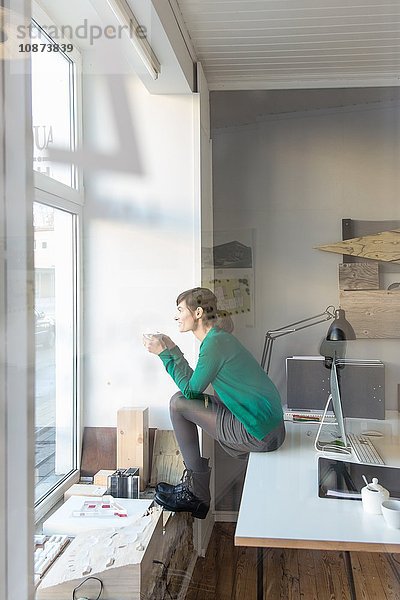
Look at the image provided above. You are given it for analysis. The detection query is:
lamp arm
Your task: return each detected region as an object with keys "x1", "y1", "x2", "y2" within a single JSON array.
[
  {"x1": 261, "y1": 306, "x2": 335, "y2": 373},
  {"x1": 268, "y1": 306, "x2": 335, "y2": 335}
]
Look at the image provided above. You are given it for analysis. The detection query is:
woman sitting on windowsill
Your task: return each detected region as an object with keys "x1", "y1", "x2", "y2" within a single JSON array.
[{"x1": 143, "y1": 287, "x2": 285, "y2": 519}]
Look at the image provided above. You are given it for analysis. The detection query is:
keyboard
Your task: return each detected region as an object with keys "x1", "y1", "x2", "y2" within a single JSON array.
[
  {"x1": 34, "y1": 534, "x2": 70, "y2": 586},
  {"x1": 284, "y1": 411, "x2": 337, "y2": 423},
  {"x1": 347, "y1": 433, "x2": 385, "y2": 465}
]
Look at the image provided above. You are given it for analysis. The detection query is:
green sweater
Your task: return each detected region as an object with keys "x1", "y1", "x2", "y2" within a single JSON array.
[{"x1": 159, "y1": 327, "x2": 283, "y2": 440}]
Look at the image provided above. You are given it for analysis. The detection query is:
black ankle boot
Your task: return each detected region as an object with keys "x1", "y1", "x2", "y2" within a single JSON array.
[
  {"x1": 155, "y1": 481, "x2": 182, "y2": 495},
  {"x1": 155, "y1": 487, "x2": 209, "y2": 519},
  {"x1": 155, "y1": 463, "x2": 211, "y2": 520},
  {"x1": 155, "y1": 468, "x2": 189, "y2": 495}
]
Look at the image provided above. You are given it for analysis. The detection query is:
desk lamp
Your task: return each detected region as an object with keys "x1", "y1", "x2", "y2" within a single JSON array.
[
  {"x1": 320, "y1": 308, "x2": 356, "y2": 367},
  {"x1": 261, "y1": 306, "x2": 355, "y2": 374}
]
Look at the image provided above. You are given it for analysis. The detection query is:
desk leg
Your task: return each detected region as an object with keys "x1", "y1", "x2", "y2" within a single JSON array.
[
  {"x1": 343, "y1": 551, "x2": 357, "y2": 600},
  {"x1": 257, "y1": 547, "x2": 264, "y2": 600}
]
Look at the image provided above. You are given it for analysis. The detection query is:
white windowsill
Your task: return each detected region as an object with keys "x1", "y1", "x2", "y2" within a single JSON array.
[{"x1": 35, "y1": 470, "x2": 80, "y2": 525}]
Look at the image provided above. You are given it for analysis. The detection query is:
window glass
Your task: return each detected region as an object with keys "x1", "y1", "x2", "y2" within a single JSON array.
[
  {"x1": 31, "y1": 21, "x2": 75, "y2": 187},
  {"x1": 34, "y1": 202, "x2": 76, "y2": 502}
]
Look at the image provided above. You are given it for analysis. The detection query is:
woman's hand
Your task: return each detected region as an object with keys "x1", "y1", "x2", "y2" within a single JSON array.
[
  {"x1": 160, "y1": 334, "x2": 176, "y2": 350},
  {"x1": 143, "y1": 333, "x2": 166, "y2": 355},
  {"x1": 143, "y1": 333, "x2": 176, "y2": 355}
]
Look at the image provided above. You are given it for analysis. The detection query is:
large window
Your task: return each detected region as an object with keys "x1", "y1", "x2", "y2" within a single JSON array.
[
  {"x1": 31, "y1": 20, "x2": 77, "y2": 188},
  {"x1": 31, "y1": 5, "x2": 82, "y2": 511},
  {"x1": 34, "y1": 202, "x2": 78, "y2": 503}
]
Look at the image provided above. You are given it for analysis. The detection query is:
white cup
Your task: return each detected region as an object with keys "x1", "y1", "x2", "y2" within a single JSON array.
[{"x1": 382, "y1": 500, "x2": 400, "y2": 529}]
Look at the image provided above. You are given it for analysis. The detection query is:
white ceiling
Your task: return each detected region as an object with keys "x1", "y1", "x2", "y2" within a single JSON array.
[{"x1": 175, "y1": 0, "x2": 400, "y2": 90}]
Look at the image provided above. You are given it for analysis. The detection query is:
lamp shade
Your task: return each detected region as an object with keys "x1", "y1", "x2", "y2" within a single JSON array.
[{"x1": 326, "y1": 308, "x2": 356, "y2": 341}]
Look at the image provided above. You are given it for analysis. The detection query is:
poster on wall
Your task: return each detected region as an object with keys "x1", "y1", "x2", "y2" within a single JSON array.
[{"x1": 205, "y1": 230, "x2": 255, "y2": 327}]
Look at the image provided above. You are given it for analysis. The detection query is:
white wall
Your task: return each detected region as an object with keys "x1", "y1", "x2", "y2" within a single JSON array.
[
  {"x1": 82, "y1": 69, "x2": 201, "y2": 428},
  {"x1": 213, "y1": 100, "x2": 400, "y2": 408}
]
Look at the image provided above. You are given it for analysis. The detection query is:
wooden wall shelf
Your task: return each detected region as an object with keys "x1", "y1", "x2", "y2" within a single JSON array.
[{"x1": 317, "y1": 229, "x2": 400, "y2": 263}]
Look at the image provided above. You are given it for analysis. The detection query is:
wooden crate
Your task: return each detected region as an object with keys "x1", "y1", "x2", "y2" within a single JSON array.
[{"x1": 117, "y1": 407, "x2": 149, "y2": 491}]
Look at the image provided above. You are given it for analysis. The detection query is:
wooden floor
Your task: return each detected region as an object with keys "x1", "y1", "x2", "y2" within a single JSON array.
[{"x1": 184, "y1": 523, "x2": 400, "y2": 600}]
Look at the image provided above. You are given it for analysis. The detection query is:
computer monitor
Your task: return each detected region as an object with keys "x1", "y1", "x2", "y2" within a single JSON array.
[{"x1": 315, "y1": 358, "x2": 352, "y2": 455}]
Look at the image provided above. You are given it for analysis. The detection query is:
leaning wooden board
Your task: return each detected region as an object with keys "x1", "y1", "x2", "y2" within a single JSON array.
[
  {"x1": 80, "y1": 428, "x2": 116, "y2": 478},
  {"x1": 340, "y1": 290, "x2": 400, "y2": 338},
  {"x1": 150, "y1": 430, "x2": 185, "y2": 487}
]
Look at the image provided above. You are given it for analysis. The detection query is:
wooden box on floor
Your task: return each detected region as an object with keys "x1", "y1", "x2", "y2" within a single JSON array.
[
  {"x1": 117, "y1": 407, "x2": 149, "y2": 491},
  {"x1": 93, "y1": 469, "x2": 115, "y2": 487},
  {"x1": 36, "y1": 510, "x2": 163, "y2": 600}
]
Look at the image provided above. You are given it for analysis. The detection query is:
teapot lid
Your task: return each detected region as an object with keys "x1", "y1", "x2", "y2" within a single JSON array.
[{"x1": 365, "y1": 477, "x2": 388, "y2": 494}]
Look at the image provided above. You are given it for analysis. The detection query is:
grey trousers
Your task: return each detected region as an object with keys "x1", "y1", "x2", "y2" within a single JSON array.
[{"x1": 169, "y1": 392, "x2": 286, "y2": 470}]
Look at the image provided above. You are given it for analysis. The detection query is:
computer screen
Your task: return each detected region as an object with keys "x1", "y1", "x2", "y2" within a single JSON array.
[
  {"x1": 329, "y1": 359, "x2": 348, "y2": 447},
  {"x1": 315, "y1": 359, "x2": 351, "y2": 454},
  {"x1": 286, "y1": 356, "x2": 385, "y2": 419}
]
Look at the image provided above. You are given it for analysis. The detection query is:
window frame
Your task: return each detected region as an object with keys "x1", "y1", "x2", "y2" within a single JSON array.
[
  {"x1": 31, "y1": 3, "x2": 84, "y2": 522},
  {"x1": 33, "y1": 192, "x2": 83, "y2": 523},
  {"x1": 1, "y1": 2, "x2": 35, "y2": 596},
  {"x1": 31, "y1": 2, "x2": 84, "y2": 204}
]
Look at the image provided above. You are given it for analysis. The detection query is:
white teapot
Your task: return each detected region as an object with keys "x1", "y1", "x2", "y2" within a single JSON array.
[{"x1": 361, "y1": 477, "x2": 390, "y2": 515}]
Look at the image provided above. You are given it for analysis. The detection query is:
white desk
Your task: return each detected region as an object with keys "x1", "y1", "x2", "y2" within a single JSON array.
[{"x1": 235, "y1": 412, "x2": 400, "y2": 598}]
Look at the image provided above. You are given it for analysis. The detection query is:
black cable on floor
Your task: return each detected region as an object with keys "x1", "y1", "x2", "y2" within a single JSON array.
[{"x1": 72, "y1": 576, "x2": 103, "y2": 599}]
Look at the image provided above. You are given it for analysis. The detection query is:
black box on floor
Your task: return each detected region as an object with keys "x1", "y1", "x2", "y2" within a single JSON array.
[{"x1": 107, "y1": 467, "x2": 140, "y2": 498}]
